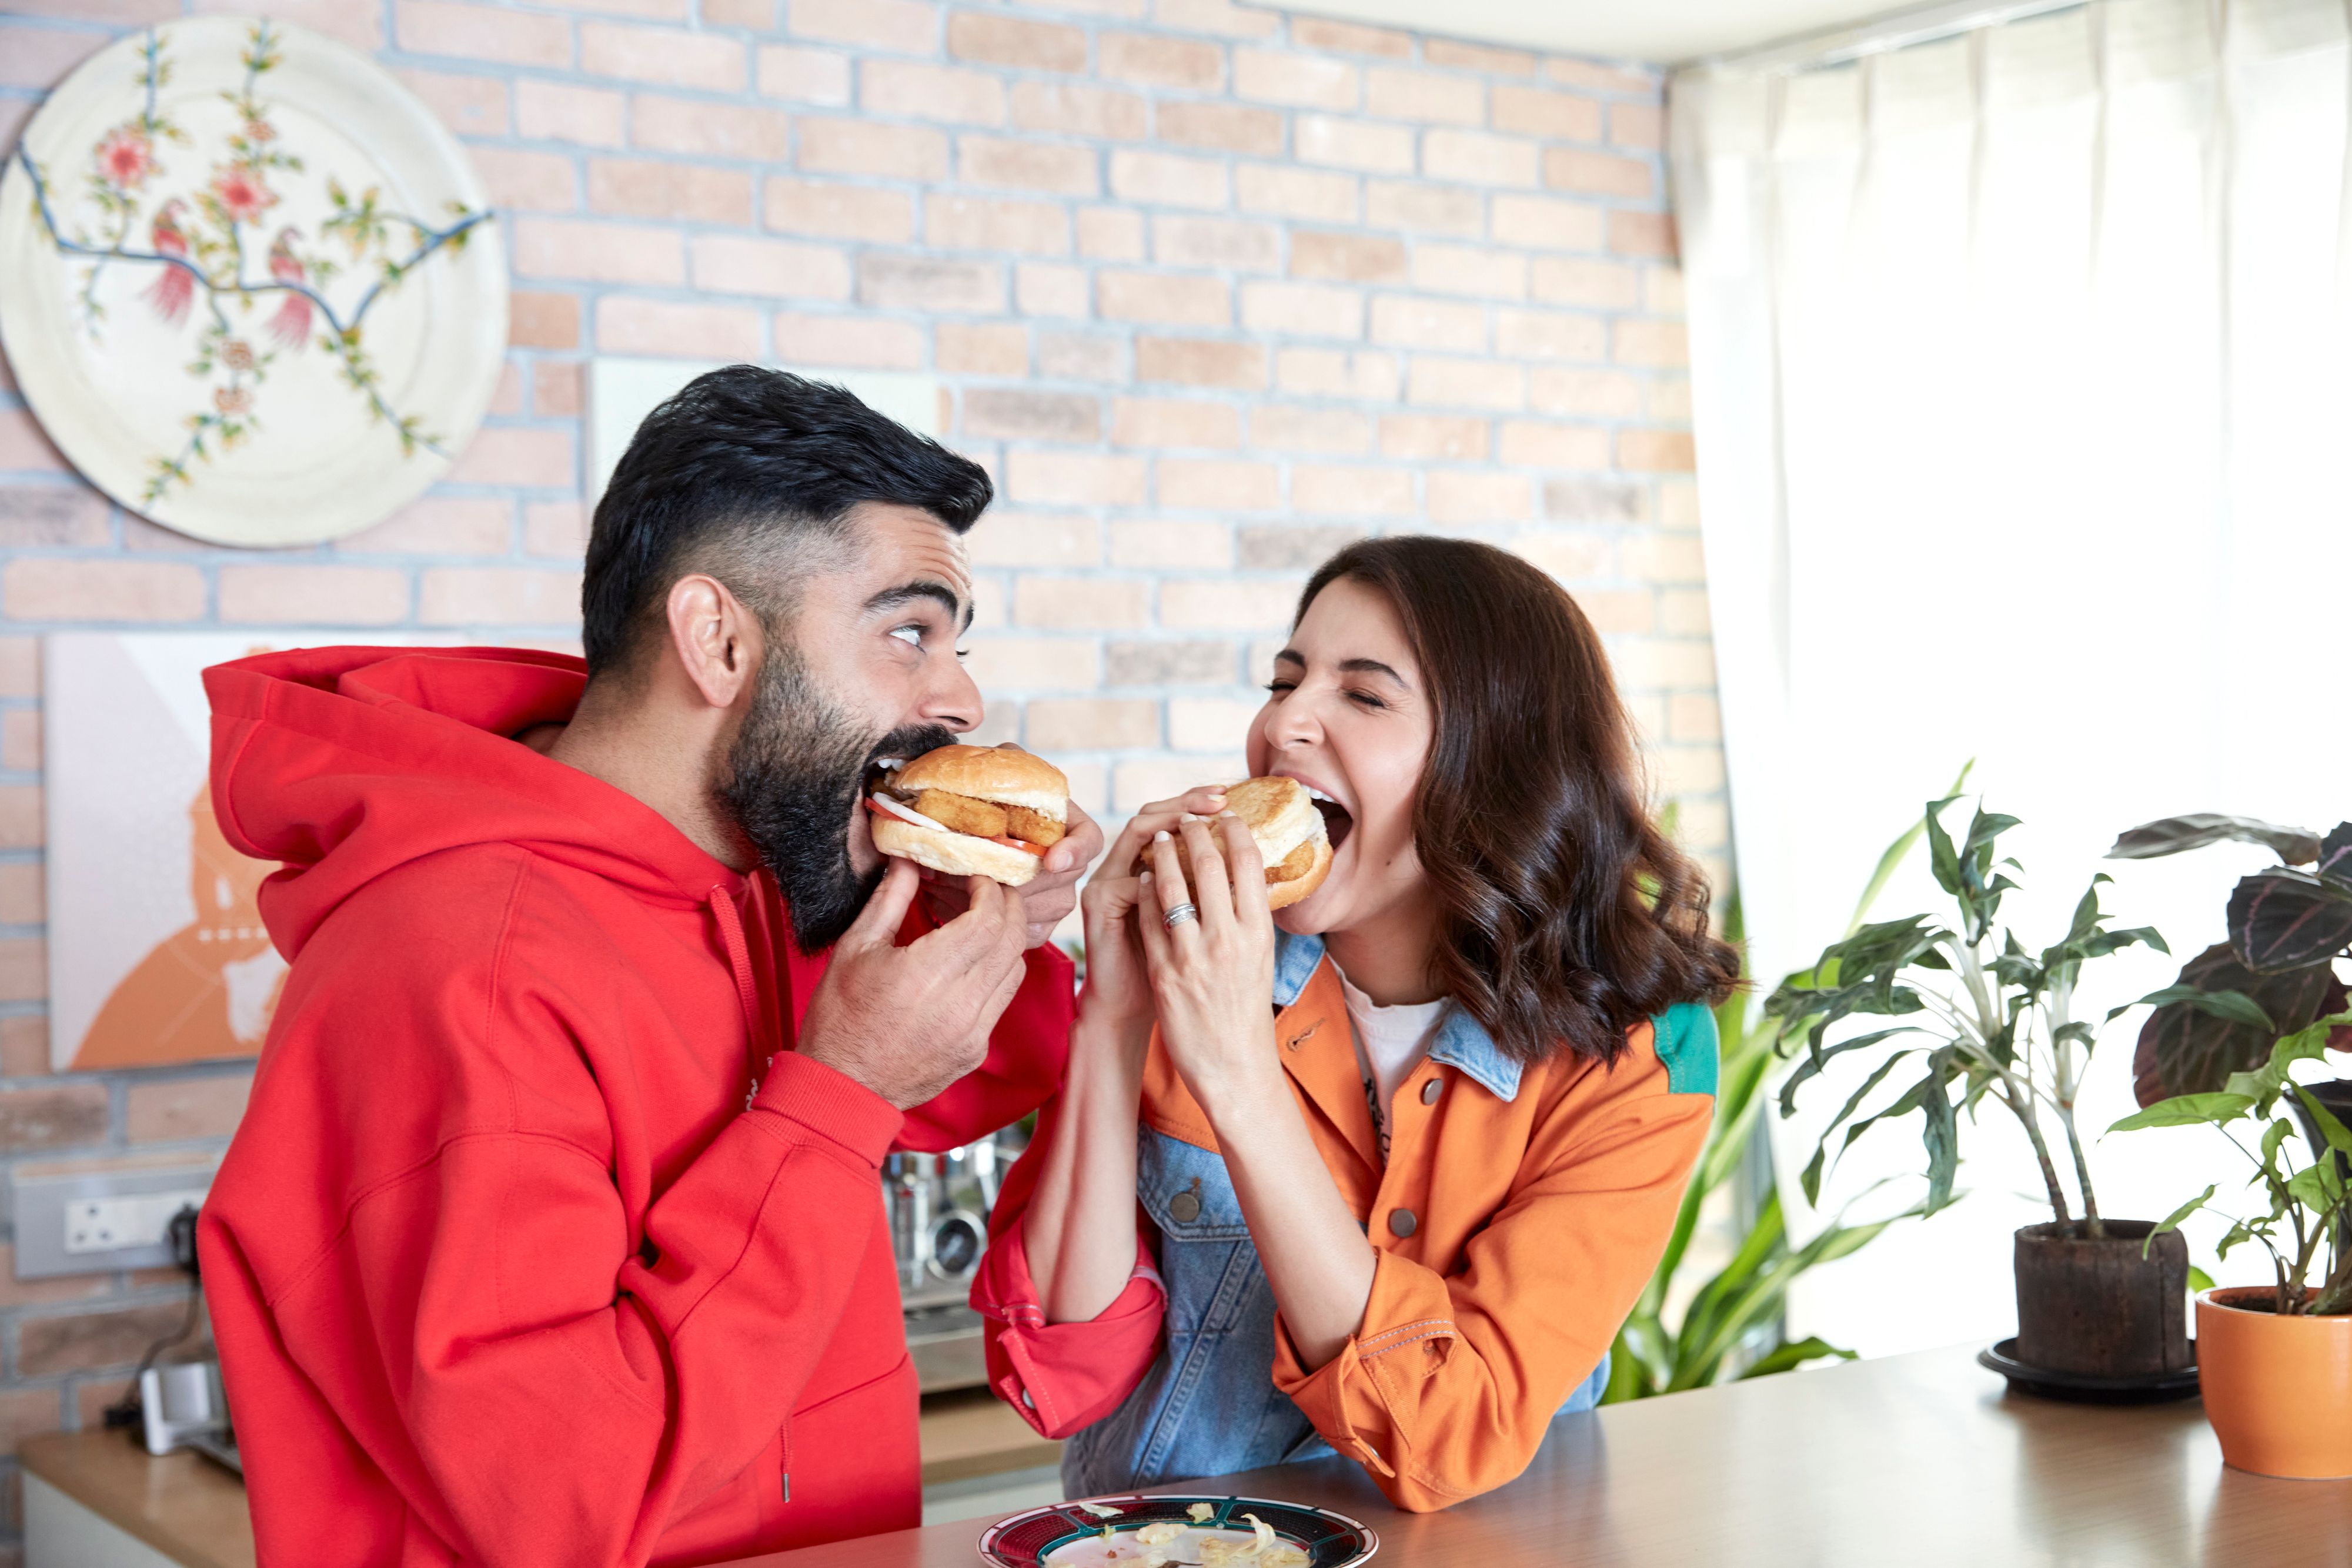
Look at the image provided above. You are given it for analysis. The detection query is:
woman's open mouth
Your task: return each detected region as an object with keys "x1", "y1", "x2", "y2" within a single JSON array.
[{"x1": 1304, "y1": 786, "x2": 1354, "y2": 852}]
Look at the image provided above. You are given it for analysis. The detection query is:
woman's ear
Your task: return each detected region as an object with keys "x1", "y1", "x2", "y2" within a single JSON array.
[{"x1": 664, "y1": 573, "x2": 764, "y2": 711}]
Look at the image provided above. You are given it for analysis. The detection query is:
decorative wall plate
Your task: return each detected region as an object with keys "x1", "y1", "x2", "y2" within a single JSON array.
[{"x1": 0, "y1": 18, "x2": 507, "y2": 547}]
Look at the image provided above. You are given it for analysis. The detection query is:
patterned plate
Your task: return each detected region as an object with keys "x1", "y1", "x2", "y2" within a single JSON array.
[
  {"x1": 0, "y1": 16, "x2": 506, "y2": 546},
  {"x1": 977, "y1": 1495, "x2": 1378, "y2": 1568}
]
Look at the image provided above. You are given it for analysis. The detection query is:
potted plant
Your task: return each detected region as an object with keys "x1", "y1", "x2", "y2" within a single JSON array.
[
  {"x1": 2112, "y1": 1019, "x2": 2352, "y2": 1477},
  {"x1": 2104, "y1": 815, "x2": 2352, "y2": 1170},
  {"x1": 1768, "y1": 793, "x2": 2183, "y2": 1383},
  {"x1": 1606, "y1": 798, "x2": 1941, "y2": 1400}
]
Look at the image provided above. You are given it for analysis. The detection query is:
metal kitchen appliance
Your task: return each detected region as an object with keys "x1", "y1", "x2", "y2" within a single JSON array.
[{"x1": 890, "y1": 1122, "x2": 1030, "y2": 1392}]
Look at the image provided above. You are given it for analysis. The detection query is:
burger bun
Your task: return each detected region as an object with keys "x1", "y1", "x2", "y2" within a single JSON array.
[
  {"x1": 1136, "y1": 775, "x2": 1333, "y2": 909},
  {"x1": 1264, "y1": 832, "x2": 1333, "y2": 911},
  {"x1": 870, "y1": 813, "x2": 1047, "y2": 887},
  {"x1": 890, "y1": 744, "x2": 1067, "y2": 819}
]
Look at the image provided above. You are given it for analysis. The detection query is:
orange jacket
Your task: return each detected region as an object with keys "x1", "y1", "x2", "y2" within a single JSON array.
[{"x1": 975, "y1": 932, "x2": 1715, "y2": 1512}]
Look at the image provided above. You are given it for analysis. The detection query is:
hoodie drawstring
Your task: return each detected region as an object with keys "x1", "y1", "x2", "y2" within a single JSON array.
[{"x1": 707, "y1": 887, "x2": 770, "y2": 1108}]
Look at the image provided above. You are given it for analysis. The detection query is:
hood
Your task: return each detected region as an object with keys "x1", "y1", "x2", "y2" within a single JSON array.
[{"x1": 208, "y1": 646, "x2": 747, "y2": 961}]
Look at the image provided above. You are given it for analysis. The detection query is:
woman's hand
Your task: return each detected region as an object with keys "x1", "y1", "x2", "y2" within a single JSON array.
[
  {"x1": 1137, "y1": 813, "x2": 1279, "y2": 1099},
  {"x1": 1078, "y1": 787, "x2": 1228, "y2": 1029}
]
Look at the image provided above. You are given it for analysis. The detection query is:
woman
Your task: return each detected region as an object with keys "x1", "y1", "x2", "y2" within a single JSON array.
[{"x1": 971, "y1": 537, "x2": 1738, "y2": 1511}]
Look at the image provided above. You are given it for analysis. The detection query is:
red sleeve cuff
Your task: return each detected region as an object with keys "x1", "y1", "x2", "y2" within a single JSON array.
[
  {"x1": 971, "y1": 1216, "x2": 1165, "y2": 1439},
  {"x1": 754, "y1": 1050, "x2": 904, "y2": 1167}
]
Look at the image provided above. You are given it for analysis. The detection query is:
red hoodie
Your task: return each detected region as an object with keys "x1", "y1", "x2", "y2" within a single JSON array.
[{"x1": 197, "y1": 647, "x2": 1072, "y2": 1568}]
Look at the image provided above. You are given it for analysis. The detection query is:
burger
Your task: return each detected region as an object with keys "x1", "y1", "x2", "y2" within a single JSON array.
[
  {"x1": 1140, "y1": 775, "x2": 1337, "y2": 911},
  {"x1": 866, "y1": 744, "x2": 1070, "y2": 887}
]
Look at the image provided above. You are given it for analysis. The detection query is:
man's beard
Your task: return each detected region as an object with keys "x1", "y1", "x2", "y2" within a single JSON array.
[{"x1": 716, "y1": 646, "x2": 955, "y2": 951}]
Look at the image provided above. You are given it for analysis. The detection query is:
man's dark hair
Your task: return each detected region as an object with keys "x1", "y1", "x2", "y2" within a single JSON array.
[{"x1": 582, "y1": 366, "x2": 993, "y2": 674}]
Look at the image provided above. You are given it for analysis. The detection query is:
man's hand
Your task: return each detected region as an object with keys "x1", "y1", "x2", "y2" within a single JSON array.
[
  {"x1": 918, "y1": 793, "x2": 1105, "y2": 948},
  {"x1": 798, "y1": 859, "x2": 1028, "y2": 1110}
]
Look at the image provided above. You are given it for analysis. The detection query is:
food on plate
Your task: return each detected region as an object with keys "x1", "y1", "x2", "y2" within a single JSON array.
[
  {"x1": 1014, "y1": 1500, "x2": 1328, "y2": 1568},
  {"x1": 1194, "y1": 1513, "x2": 1308, "y2": 1567},
  {"x1": 1132, "y1": 776, "x2": 1341, "y2": 911},
  {"x1": 866, "y1": 745, "x2": 1069, "y2": 887}
]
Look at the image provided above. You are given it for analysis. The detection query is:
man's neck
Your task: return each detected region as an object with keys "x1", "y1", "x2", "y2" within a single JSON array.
[{"x1": 545, "y1": 680, "x2": 751, "y2": 873}]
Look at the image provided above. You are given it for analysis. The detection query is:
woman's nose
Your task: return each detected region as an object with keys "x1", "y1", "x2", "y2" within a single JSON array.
[{"x1": 1262, "y1": 691, "x2": 1321, "y2": 751}]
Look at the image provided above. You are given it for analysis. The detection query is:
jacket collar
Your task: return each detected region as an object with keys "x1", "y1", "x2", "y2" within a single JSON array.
[{"x1": 1273, "y1": 931, "x2": 1524, "y2": 1103}]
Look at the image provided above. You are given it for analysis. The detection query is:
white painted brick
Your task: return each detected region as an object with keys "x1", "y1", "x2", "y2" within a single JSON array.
[{"x1": 0, "y1": 12, "x2": 1729, "y2": 1375}]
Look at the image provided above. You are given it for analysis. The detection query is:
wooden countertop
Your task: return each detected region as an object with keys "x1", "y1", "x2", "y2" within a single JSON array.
[
  {"x1": 13, "y1": 1390, "x2": 1055, "y2": 1567},
  {"x1": 711, "y1": 1343, "x2": 2352, "y2": 1567},
  {"x1": 19, "y1": 1430, "x2": 254, "y2": 1568}
]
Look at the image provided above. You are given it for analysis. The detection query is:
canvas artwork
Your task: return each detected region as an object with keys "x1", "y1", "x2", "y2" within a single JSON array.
[
  {"x1": 0, "y1": 18, "x2": 507, "y2": 547},
  {"x1": 44, "y1": 634, "x2": 445, "y2": 1072}
]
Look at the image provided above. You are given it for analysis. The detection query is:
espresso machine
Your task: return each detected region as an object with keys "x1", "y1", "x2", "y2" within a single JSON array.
[{"x1": 888, "y1": 1121, "x2": 1031, "y2": 1392}]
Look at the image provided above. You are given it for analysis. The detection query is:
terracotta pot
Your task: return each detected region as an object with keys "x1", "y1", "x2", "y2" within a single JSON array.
[
  {"x1": 2196, "y1": 1288, "x2": 2352, "y2": 1479},
  {"x1": 2013, "y1": 1220, "x2": 2189, "y2": 1378}
]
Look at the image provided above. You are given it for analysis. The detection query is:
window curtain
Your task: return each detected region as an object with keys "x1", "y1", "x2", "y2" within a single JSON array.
[{"x1": 1671, "y1": 0, "x2": 2352, "y2": 1356}]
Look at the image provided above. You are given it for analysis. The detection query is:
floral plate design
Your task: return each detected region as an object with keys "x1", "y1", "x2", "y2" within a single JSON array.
[
  {"x1": 977, "y1": 1495, "x2": 1378, "y2": 1568},
  {"x1": 0, "y1": 17, "x2": 506, "y2": 547}
]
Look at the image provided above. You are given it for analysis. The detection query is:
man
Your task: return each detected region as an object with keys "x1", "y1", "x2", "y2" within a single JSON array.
[{"x1": 198, "y1": 368, "x2": 1102, "y2": 1567}]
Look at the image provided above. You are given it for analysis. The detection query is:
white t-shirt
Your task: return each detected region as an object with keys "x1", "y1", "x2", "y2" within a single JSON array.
[{"x1": 1335, "y1": 965, "x2": 1447, "y2": 1162}]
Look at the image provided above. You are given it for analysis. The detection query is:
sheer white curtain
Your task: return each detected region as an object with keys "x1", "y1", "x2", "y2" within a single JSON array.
[{"x1": 1672, "y1": 0, "x2": 2352, "y2": 1357}]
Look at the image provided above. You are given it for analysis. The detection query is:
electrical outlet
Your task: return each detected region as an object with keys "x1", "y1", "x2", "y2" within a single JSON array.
[
  {"x1": 64, "y1": 1189, "x2": 206, "y2": 1255},
  {"x1": 11, "y1": 1165, "x2": 216, "y2": 1278}
]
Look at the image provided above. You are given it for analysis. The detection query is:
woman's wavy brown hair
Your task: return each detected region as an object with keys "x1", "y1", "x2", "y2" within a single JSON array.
[{"x1": 1298, "y1": 536, "x2": 1739, "y2": 1066}]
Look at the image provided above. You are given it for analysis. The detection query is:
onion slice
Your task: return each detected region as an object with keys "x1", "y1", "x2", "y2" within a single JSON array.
[{"x1": 866, "y1": 793, "x2": 950, "y2": 832}]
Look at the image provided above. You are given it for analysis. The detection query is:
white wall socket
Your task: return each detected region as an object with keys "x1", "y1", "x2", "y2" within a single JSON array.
[
  {"x1": 63, "y1": 1189, "x2": 207, "y2": 1256},
  {"x1": 11, "y1": 1165, "x2": 217, "y2": 1278}
]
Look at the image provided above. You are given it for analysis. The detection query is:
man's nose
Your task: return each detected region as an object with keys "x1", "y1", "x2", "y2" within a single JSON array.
[{"x1": 925, "y1": 654, "x2": 984, "y2": 734}]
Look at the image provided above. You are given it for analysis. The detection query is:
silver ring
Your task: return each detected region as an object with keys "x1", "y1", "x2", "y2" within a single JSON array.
[{"x1": 1161, "y1": 902, "x2": 1199, "y2": 930}]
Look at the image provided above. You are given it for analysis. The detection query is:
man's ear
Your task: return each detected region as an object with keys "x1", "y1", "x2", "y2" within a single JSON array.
[{"x1": 664, "y1": 574, "x2": 764, "y2": 711}]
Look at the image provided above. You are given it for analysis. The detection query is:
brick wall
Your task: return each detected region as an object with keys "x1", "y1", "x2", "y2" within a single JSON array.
[{"x1": 0, "y1": 0, "x2": 1719, "y2": 1554}]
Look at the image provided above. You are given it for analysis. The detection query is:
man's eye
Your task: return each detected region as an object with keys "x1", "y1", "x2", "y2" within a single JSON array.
[{"x1": 889, "y1": 626, "x2": 923, "y2": 647}]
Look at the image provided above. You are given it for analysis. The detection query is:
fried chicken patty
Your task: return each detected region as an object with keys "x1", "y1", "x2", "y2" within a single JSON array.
[
  {"x1": 1266, "y1": 838, "x2": 1316, "y2": 883},
  {"x1": 911, "y1": 789, "x2": 1006, "y2": 838},
  {"x1": 1004, "y1": 804, "x2": 1066, "y2": 848},
  {"x1": 907, "y1": 790, "x2": 1064, "y2": 847}
]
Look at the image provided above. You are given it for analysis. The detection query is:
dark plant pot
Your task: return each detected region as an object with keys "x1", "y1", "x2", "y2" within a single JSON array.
[{"x1": 2013, "y1": 1220, "x2": 2189, "y2": 1379}]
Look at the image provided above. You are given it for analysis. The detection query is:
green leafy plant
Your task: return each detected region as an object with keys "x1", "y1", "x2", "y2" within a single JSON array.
[
  {"x1": 1603, "y1": 805, "x2": 1938, "y2": 1401},
  {"x1": 1769, "y1": 794, "x2": 2166, "y2": 1237},
  {"x1": 2113, "y1": 1017, "x2": 2352, "y2": 1315},
  {"x1": 2105, "y1": 815, "x2": 2352, "y2": 1105}
]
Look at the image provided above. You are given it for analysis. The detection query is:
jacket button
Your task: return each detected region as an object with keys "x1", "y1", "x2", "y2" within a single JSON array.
[
  {"x1": 1170, "y1": 1192, "x2": 1201, "y2": 1223},
  {"x1": 1388, "y1": 1208, "x2": 1417, "y2": 1238},
  {"x1": 1421, "y1": 1078, "x2": 1442, "y2": 1105}
]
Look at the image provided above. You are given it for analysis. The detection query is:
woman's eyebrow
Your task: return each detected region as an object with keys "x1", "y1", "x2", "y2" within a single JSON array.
[
  {"x1": 1337, "y1": 657, "x2": 1409, "y2": 687},
  {"x1": 863, "y1": 581, "x2": 972, "y2": 631},
  {"x1": 1275, "y1": 648, "x2": 1411, "y2": 687}
]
